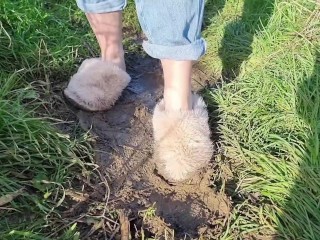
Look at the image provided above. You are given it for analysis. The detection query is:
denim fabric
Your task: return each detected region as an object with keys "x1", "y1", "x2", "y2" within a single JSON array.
[
  {"x1": 76, "y1": 0, "x2": 206, "y2": 60},
  {"x1": 76, "y1": 0, "x2": 127, "y2": 13}
]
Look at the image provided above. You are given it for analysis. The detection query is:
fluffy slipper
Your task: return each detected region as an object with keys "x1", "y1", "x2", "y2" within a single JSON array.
[
  {"x1": 64, "y1": 58, "x2": 131, "y2": 111},
  {"x1": 152, "y1": 94, "x2": 214, "y2": 182}
]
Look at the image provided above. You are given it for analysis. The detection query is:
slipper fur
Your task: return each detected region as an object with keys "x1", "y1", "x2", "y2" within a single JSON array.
[
  {"x1": 64, "y1": 58, "x2": 131, "y2": 111},
  {"x1": 152, "y1": 94, "x2": 214, "y2": 182}
]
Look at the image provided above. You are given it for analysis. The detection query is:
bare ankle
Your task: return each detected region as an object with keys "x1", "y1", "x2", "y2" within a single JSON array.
[
  {"x1": 101, "y1": 45, "x2": 125, "y2": 70},
  {"x1": 164, "y1": 88, "x2": 192, "y2": 111},
  {"x1": 161, "y1": 60, "x2": 193, "y2": 111}
]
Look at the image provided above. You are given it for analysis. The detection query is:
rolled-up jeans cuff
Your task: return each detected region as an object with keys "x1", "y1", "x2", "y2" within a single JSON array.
[
  {"x1": 76, "y1": 0, "x2": 126, "y2": 13},
  {"x1": 142, "y1": 38, "x2": 207, "y2": 61}
]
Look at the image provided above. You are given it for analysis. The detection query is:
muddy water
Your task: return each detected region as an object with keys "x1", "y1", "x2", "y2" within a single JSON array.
[{"x1": 70, "y1": 56, "x2": 230, "y2": 238}]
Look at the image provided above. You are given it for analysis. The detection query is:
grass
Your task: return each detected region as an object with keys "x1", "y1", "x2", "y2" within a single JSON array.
[
  {"x1": 0, "y1": 73, "x2": 95, "y2": 239},
  {"x1": 1, "y1": 0, "x2": 320, "y2": 239},
  {"x1": 0, "y1": 0, "x2": 97, "y2": 75},
  {"x1": 0, "y1": 1, "x2": 141, "y2": 239},
  {"x1": 0, "y1": 0, "x2": 98, "y2": 239},
  {"x1": 203, "y1": 0, "x2": 320, "y2": 238}
]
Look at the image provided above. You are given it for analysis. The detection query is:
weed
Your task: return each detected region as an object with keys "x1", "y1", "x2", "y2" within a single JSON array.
[{"x1": 139, "y1": 204, "x2": 157, "y2": 222}]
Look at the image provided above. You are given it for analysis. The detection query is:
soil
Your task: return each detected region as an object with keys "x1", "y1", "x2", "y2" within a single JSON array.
[{"x1": 60, "y1": 55, "x2": 232, "y2": 239}]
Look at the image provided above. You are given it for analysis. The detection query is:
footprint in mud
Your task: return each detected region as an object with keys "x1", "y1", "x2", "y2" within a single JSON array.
[
  {"x1": 149, "y1": 192, "x2": 209, "y2": 234},
  {"x1": 69, "y1": 56, "x2": 231, "y2": 238}
]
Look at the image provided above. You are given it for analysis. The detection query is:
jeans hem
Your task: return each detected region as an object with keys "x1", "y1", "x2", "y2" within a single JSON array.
[
  {"x1": 142, "y1": 38, "x2": 207, "y2": 61},
  {"x1": 76, "y1": 0, "x2": 126, "y2": 13}
]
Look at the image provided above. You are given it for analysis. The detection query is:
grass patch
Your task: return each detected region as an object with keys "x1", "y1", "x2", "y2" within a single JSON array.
[
  {"x1": 0, "y1": 1, "x2": 98, "y2": 238},
  {"x1": 203, "y1": 0, "x2": 320, "y2": 238},
  {"x1": 0, "y1": 0, "x2": 97, "y2": 76},
  {"x1": 0, "y1": 0, "x2": 142, "y2": 238},
  {"x1": 0, "y1": 72, "x2": 95, "y2": 239}
]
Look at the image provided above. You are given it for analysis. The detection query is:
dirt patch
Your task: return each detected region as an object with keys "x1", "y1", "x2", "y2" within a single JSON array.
[{"x1": 63, "y1": 55, "x2": 231, "y2": 239}]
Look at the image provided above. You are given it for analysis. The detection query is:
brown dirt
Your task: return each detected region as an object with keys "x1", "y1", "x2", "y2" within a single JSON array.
[{"x1": 62, "y1": 55, "x2": 232, "y2": 239}]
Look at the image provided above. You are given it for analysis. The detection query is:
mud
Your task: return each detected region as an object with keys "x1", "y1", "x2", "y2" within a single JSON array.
[{"x1": 65, "y1": 55, "x2": 231, "y2": 239}]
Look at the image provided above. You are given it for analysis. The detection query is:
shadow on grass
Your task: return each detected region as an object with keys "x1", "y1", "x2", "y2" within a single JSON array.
[
  {"x1": 277, "y1": 52, "x2": 320, "y2": 238},
  {"x1": 203, "y1": 0, "x2": 226, "y2": 31},
  {"x1": 203, "y1": 0, "x2": 275, "y2": 148},
  {"x1": 219, "y1": 0, "x2": 275, "y2": 80},
  {"x1": 197, "y1": 0, "x2": 227, "y2": 142}
]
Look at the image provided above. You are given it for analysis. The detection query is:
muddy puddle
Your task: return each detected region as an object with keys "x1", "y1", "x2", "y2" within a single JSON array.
[{"x1": 63, "y1": 56, "x2": 231, "y2": 239}]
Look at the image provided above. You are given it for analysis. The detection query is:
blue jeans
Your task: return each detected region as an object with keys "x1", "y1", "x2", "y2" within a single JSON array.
[{"x1": 76, "y1": 0, "x2": 206, "y2": 61}]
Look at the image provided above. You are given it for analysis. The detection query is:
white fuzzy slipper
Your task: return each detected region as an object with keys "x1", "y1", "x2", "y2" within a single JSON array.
[
  {"x1": 152, "y1": 94, "x2": 214, "y2": 182},
  {"x1": 64, "y1": 58, "x2": 131, "y2": 111}
]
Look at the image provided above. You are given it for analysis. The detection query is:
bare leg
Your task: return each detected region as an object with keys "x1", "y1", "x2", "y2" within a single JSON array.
[
  {"x1": 64, "y1": 10, "x2": 130, "y2": 111},
  {"x1": 86, "y1": 12, "x2": 125, "y2": 70},
  {"x1": 161, "y1": 60, "x2": 193, "y2": 111}
]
